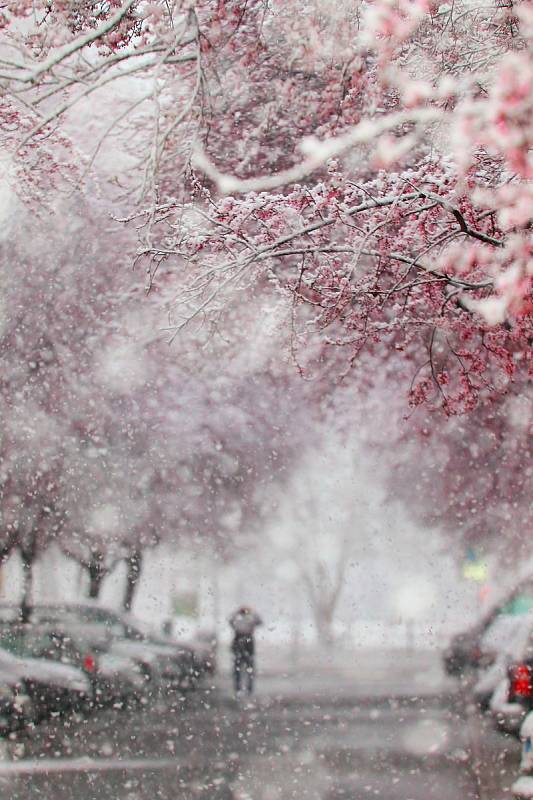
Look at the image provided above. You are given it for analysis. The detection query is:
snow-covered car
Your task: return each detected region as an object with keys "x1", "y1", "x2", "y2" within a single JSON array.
[
  {"x1": 511, "y1": 713, "x2": 533, "y2": 798},
  {"x1": 490, "y1": 677, "x2": 528, "y2": 735},
  {"x1": 473, "y1": 615, "x2": 528, "y2": 710},
  {"x1": 0, "y1": 668, "x2": 33, "y2": 735},
  {"x1": 487, "y1": 614, "x2": 533, "y2": 734},
  {"x1": 3, "y1": 622, "x2": 146, "y2": 709},
  {"x1": 444, "y1": 579, "x2": 533, "y2": 677},
  {"x1": 31, "y1": 604, "x2": 197, "y2": 694},
  {"x1": 0, "y1": 647, "x2": 90, "y2": 720}
]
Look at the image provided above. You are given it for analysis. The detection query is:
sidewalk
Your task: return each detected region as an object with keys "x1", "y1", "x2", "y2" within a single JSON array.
[{"x1": 216, "y1": 645, "x2": 458, "y2": 703}]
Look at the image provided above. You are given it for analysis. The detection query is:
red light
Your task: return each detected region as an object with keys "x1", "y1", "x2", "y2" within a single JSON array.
[
  {"x1": 511, "y1": 664, "x2": 532, "y2": 697},
  {"x1": 83, "y1": 654, "x2": 97, "y2": 673}
]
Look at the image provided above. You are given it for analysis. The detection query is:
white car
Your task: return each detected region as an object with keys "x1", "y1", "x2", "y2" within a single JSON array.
[
  {"x1": 0, "y1": 648, "x2": 90, "y2": 719},
  {"x1": 490, "y1": 677, "x2": 528, "y2": 735},
  {"x1": 473, "y1": 616, "x2": 531, "y2": 711},
  {"x1": 485, "y1": 614, "x2": 533, "y2": 734},
  {"x1": 512, "y1": 713, "x2": 533, "y2": 798}
]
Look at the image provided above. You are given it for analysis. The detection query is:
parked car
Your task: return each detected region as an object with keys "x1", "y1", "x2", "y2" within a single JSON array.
[
  {"x1": 488, "y1": 614, "x2": 533, "y2": 735},
  {"x1": 190, "y1": 630, "x2": 217, "y2": 677},
  {"x1": 511, "y1": 712, "x2": 533, "y2": 799},
  {"x1": 0, "y1": 668, "x2": 33, "y2": 735},
  {"x1": 30, "y1": 604, "x2": 197, "y2": 694},
  {"x1": 0, "y1": 621, "x2": 146, "y2": 709},
  {"x1": 167, "y1": 618, "x2": 217, "y2": 677},
  {"x1": 444, "y1": 578, "x2": 533, "y2": 677},
  {"x1": 473, "y1": 615, "x2": 527, "y2": 710},
  {"x1": 0, "y1": 647, "x2": 90, "y2": 720},
  {"x1": 444, "y1": 626, "x2": 486, "y2": 676}
]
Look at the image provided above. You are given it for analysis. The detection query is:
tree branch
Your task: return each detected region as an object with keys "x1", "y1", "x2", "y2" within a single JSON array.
[
  {"x1": 192, "y1": 108, "x2": 441, "y2": 194},
  {"x1": 16, "y1": 0, "x2": 139, "y2": 85}
]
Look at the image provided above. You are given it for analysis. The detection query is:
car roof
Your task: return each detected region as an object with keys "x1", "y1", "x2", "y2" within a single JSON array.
[
  {"x1": 0, "y1": 603, "x2": 148, "y2": 636},
  {"x1": 0, "y1": 601, "x2": 123, "y2": 620},
  {"x1": 25, "y1": 620, "x2": 112, "y2": 643}
]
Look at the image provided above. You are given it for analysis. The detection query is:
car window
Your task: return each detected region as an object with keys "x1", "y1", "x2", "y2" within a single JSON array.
[
  {"x1": 0, "y1": 624, "x2": 26, "y2": 657},
  {"x1": 77, "y1": 608, "x2": 121, "y2": 628},
  {"x1": 14, "y1": 629, "x2": 73, "y2": 663}
]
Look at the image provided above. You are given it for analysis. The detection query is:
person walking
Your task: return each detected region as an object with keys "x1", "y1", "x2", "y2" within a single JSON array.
[{"x1": 229, "y1": 606, "x2": 262, "y2": 695}]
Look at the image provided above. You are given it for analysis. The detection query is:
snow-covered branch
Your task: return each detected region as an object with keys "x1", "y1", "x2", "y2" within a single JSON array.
[{"x1": 192, "y1": 108, "x2": 442, "y2": 194}]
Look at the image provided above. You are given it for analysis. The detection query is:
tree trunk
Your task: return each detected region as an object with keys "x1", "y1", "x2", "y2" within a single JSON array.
[
  {"x1": 88, "y1": 551, "x2": 106, "y2": 599},
  {"x1": 314, "y1": 603, "x2": 335, "y2": 647},
  {"x1": 20, "y1": 548, "x2": 34, "y2": 623},
  {"x1": 302, "y1": 562, "x2": 344, "y2": 648},
  {"x1": 123, "y1": 548, "x2": 143, "y2": 612}
]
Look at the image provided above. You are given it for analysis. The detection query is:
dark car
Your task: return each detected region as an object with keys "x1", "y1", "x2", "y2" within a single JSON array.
[
  {"x1": 2, "y1": 622, "x2": 146, "y2": 710},
  {"x1": 191, "y1": 631, "x2": 217, "y2": 677},
  {"x1": 0, "y1": 647, "x2": 90, "y2": 720},
  {"x1": 0, "y1": 668, "x2": 33, "y2": 735},
  {"x1": 444, "y1": 627, "x2": 485, "y2": 676},
  {"x1": 166, "y1": 621, "x2": 217, "y2": 678}
]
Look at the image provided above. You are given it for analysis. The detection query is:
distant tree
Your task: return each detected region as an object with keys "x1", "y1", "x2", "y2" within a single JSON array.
[
  {"x1": 0, "y1": 190, "x2": 311, "y2": 611},
  {"x1": 391, "y1": 388, "x2": 532, "y2": 564},
  {"x1": 264, "y1": 442, "x2": 374, "y2": 646},
  {"x1": 0, "y1": 400, "x2": 66, "y2": 618},
  {"x1": 350, "y1": 364, "x2": 532, "y2": 567}
]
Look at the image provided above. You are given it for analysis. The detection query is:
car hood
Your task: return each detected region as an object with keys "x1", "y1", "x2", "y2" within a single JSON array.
[
  {"x1": 17, "y1": 656, "x2": 90, "y2": 694},
  {"x1": 143, "y1": 641, "x2": 193, "y2": 659},
  {"x1": 98, "y1": 652, "x2": 144, "y2": 684},
  {"x1": 109, "y1": 641, "x2": 160, "y2": 664}
]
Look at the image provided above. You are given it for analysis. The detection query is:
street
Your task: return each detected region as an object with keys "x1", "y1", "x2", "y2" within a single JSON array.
[{"x1": 0, "y1": 649, "x2": 521, "y2": 800}]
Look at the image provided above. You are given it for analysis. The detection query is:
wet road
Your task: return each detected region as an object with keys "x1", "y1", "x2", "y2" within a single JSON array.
[
  {"x1": 0, "y1": 656, "x2": 520, "y2": 800},
  {"x1": 0, "y1": 693, "x2": 486, "y2": 799}
]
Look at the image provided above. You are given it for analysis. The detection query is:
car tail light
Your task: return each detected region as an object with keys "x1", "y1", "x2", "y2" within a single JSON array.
[
  {"x1": 511, "y1": 664, "x2": 532, "y2": 698},
  {"x1": 83, "y1": 654, "x2": 97, "y2": 673}
]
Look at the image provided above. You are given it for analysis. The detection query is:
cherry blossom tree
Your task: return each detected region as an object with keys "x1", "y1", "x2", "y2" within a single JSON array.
[
  {"x1": 342, "y1": 358, "x2": 532, "y2": 572},
  {"x1": 0, "y1": 401, "x2": 66, "y2": 618},
  {"x1": 0, "y1": 184, "x2": 118, "y2": 614},
  {"x1": 1, "y1": 0, "x2": 531, "y2": 603},
  {"x1": 0, "y1": 171, "x2": 313, "y2": 611},
  {"x1": 1, "y1": 0, "x2": 530, "y2": 416},
  {"x1": 127, "y1": 1, "x2": 533, "y2": 412},
  {"x1": 59, "y1": 344, "x2": 312, "y2": 610},
  {"x1": 387, "y1": 385, "x2": 532, "y2": 565}
]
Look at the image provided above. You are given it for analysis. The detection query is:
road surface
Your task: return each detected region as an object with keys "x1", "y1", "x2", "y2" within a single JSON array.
[{"x1": 0, "y1": 649, "x2": 520, "y2": 800}]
